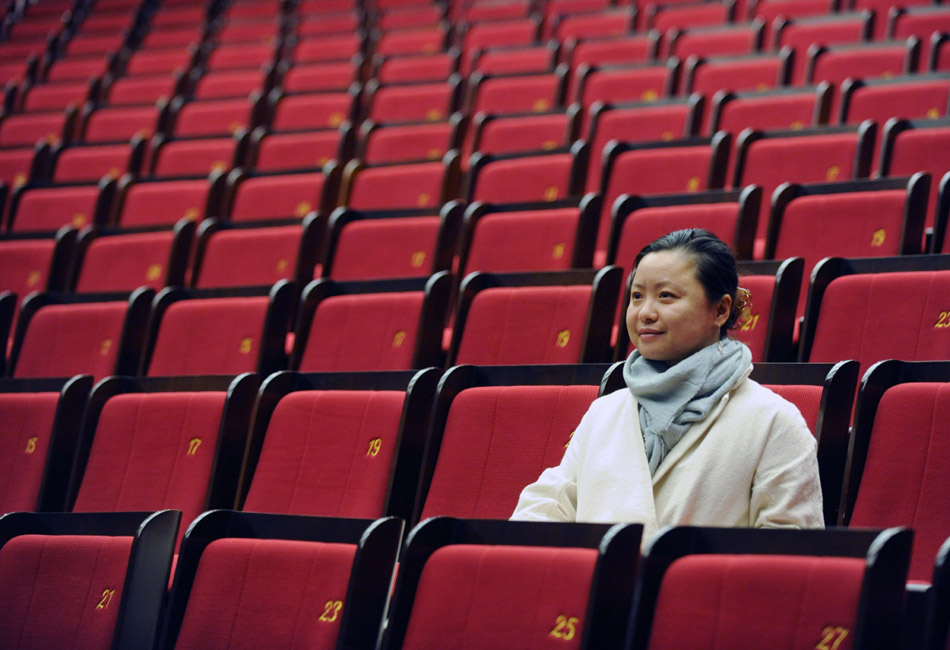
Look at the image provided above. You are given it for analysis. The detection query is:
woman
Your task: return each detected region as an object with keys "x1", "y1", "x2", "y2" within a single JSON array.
[{"x1": 511, "y1": 229, "x2": 823, "y2": 539}]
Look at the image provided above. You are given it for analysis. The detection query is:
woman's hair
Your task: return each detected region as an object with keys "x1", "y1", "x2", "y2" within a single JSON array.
[{"x1": 634, "y1": 228, "x2": 746, "y2": 337}]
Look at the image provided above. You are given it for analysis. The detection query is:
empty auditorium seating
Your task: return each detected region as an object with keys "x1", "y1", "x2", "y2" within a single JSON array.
[
  {"x1": 7, "y1": 177, "x2": 116, "y2": 232},
  {"x1": 0, "y1": 226, "x2": 75, "y2": 313},
  {"x1": 49, "y1": 139, "x2": 145, "y2": 183},
  {"x1": 0, "y1": 374, "x2": 91, "y2": 514},
  {"x1": 364, "y1": 77, "x2": 462, "y2": 123},
  {"x1": 148, "y1": 133, "x2": 246, "y2": 178},
  {"x1": 223, "y1": 166, "x2": 340, "y2": 221},
  {"x1": 381, "y1": 517, "x2": 642, "y2": 649},
  {"x1": 456, "y1": 195, "x2": 599, "y2": 277},
  {"x1": 239, "y1": 368, "x2": 439, "y2": 521},
  {"x1": 466, "y1": 69, "x2": 566, "y2": 116},
  {"x1": 0, "y1": 510, "x2": 179, "y2": 650},
  {"x1": 160, "y1": 511, "x2": 403, "y2": 650},
  {"x1": 322, "y1": 201, "x2": 462, "y2": 281},
  {"x1": 599, "y1": 135, "x2": 730, "y2": 256},
  {"x1": 627, "y1": 526, "x2": 912, "y2": 650},
  {"x1": 448, "y1": 267, "x2": 621, "y2": 366},
  {"x1": 733, "y1": 122, "x2": 876, "y2": 257},
  {"x1": 413, "y1": 362, "x2": 621, "y2": 523},
  {"x1": 467, "y1": 144, "x2": 588, "y2": 204},
  {"x1": 112, "y1": 174, "x2": 226, "y2": 228},
  {"x1": 191, "y1": 215, "x2": 322, "y2": 289},
  {"x1": 839, "y1": 73, "x2": 950, "y2": 127},
  {"x1": 842, "y1": 360, "x2": 950, "y2": 584},
  {"x1": 773, "y1": 12, "x2": 871, "y2": 85},
  {"x1": 291, "y1": 273, "x2": 451, "y2": 372},
  {"x1": 467, "y1": 109, "x2": 576, "y2": 166},
  {"x1": 142, "y1": 283, "x2": 293, "y2": 376},
  {"x1": 800, "y1": 254, "x2": 950, "y2": 371},
  {"x1": 9, "y1": 287, "x2": 152, "y2": 379},
  {"x1": 245, "y1": 123, "x2": 353, "y2": 172},
  {"x1": 69, "y1": 220, "x2": 194, "y2": 293},
  {"x1": 709, "y1": 85, "x2": 831, "y2": 136},
  {"x1": 667, "y1": 22, "x2": 764, "y2": 61},
  {"x1": 67, "y1": 374, "x2": 258, "y2": 548},
  {"x1": 340, "y1": 154, "x2": 461, "y2": 210}
]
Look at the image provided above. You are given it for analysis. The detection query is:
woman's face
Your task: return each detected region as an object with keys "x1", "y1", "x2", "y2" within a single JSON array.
[{"x1": 626, "y1": 250, "x2": 731, "y2": 365}]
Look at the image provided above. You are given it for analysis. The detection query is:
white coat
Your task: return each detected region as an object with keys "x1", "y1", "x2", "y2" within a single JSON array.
[{"x1": 510, "y1": 368, "x2": 824, "y2": 543}]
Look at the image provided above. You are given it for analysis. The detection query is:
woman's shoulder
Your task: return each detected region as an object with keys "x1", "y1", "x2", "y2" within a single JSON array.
[{"x1": 733, "y1": 376, "x2": 812, "y2": 432}]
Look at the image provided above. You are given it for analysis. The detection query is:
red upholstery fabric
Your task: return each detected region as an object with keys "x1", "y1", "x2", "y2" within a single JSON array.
[
  {"x1": 850, "y1": 382, "x2": 950, "y2": 582},
  {"x1": 369, "y1": 82, "x2": 455, "y2": 123},
  {"x1": 456, "y1": 285, "x2": 592, "y2": 365},
  {"x1": 476, "y1": 113, "x2": 570, "y2": 160},
  {"x1": 0, "y1": 238, "x2": 55, "y2": 305},
  {"x1": 174, "y1": 98, "x2": 255, "y2": 138},
  {"x1": 254, "y1": 131, "x2": 342, "y2": 171},
  {"x1": 672, "y1": 26, "x2": 761, "y2": 60},
  {"x1": 650, "y1": 2, "x2": 731, "y2": 33},
  {"x1": 272, "y1": 92, "x2": 354, "y2": 131},
  {"x1": 555, "y1": 10, "x2": 631, "y2": 41},
  {"x1": 892, "y1": 7, "x2": 950, "y2": 64},
  {"x1": 0, "y1": 392, "x2": 59, "y2": 512},
  {"x1": 46, "y1": 56, "x2": 110, "y2": 83},
  {"x1": 474, "y1": 46, "x2": 554, "y2": 75},
  {"x1": 230, "y1": 172, "x2": 325, "y2": 221},
  {"x1": 601, "y1": 145, "x2": 715, "y2": 253},
  {"x1": 777, "y1": 17, "x2": 867, "y2": 85},
  {"x1": 119, "y1": 179, "x2": 210, "y2": 227},
  {"x1": 854, "y1": 0, "x2": 931, "y2": 38},
  {"x1": 763, "y1": 384, "x2": 822, "y2": 434},
  {"x1": 887, "y1": 127, "x2": 950, "y2": 234},
  {"x1": 377, "y1": 53, "x2": 457, "y2": 83},
  {"x1": 147, "y1": 297, "x2": 270, "y2": 376},
  {"x1": 808, "y1": 271, "x2": 950, "y2": 371},
  {"x1": 364, "y1": 123, "x2": 455, "y2": 164},
  {"x1": 123, "y1": 48, "x2": 192, "y2": 76},
  {"x1": 75, "y1": 231, "x2": 175, "y2": 292},
  {"x1": 53, "y1": 144, "x2": 134, "y2": 183},
  {"x1": 291, "y1": 34, "x2": 363, "y2": 64},
  {"x1": 106, "y1": 75, "x2": 180, "y2": 107},
  {"x1": 83, "y1": 106, "x2": 159, "y2": 143},
  {"x1": 12, "y1": 185, "x2": 100, "y2": 232},
  {"x1": 847, "y1": 79, "x2": 950, "y2": 126},
  {"x1": 472, "y1": 74, "x2": 561, "y2": 116},
  {"x1": 0, "y1": 146, "x2": 35, "y2": 188},
  {"x1": 810, "y1": 45, "x2": 909, "y2": 91},
  {"x1": 15, "y1": 301, "x2": 128, "y2": 379},
  {"x1": 21, "y1": 81, "x2": 89, "y2": 111},
  {"x1": 73, "y1": 391, "x2": 226, "y2": 545},
  {"x1": 376, "y1": 26, "x2": 447, "y2": 57},
  {"x1": 460, "y1": 20, "x2": 538, "y2": 73},
  {"x1": 754, "y1": 0, "x2": 835, "y2": 41},
  {"x1": 402, "y1": 544, "x2": 598, "y2": 649},
  {"x1": 152, "y1": 138, "x2": 238, "y2": 178},
  {"x1": 472, "y1": 154, "x2": 573, "y2": 203},
  {"x1": 775, "y1": 190, "x2": 908, "y2": 321},
  {"x1": 197, "y1": 225, "x2": 301, "y2": 288},
  {"x1": 205, "y1": 43, "x2": 274, "y2": 71},
  {"x1": 647, "y1": 554, "x2": 865, "y2": 649},
  {"x1": 0, "y1": 534, "x2": 134, "y2": 650},
  {"x1": 464, "y1": 208, "x2": 579, "y2": 274},
  {"x1": 299, "y1": 291, "x2": 424, "y2": 371},
  {"x1": 587, "y1": 103, "x2": 693, "y2": 191},
  {"x1": 0, "y1": 112, "x2": 69, "y2": 147},
  {"x1": 243, "y1": 390, "x2": 405, "y2": 516},
  {"x1": 714, "y1": 91, "x2": 818, "y2": 137},
  {"x1": 174, "y1": 538, "x2": 357, "y2": 650},
  {"x1": 347, "y1": 162, "x2": 444, "y2": 210},
  {"x1": 330, "y1": 216, "x2": 440, "y2": 280},
  {"x1": 579, "y1": 65, "x2": 672, "y2": 109},
  {"x1": 733, "y1": 274, "x2": 778, "y2": 363},
  {"x1": 421, "y1": 384, "x2": 598, "y2": 519},
  {"x1": 737, "y1": 132, "x2": 859, "y2": 254},
  {"x1": 689, "y1": 56, "x2": 786, "y2": 131},
  {"x1": 282, "y1": 61, "x2": 358, "y2": 93}
]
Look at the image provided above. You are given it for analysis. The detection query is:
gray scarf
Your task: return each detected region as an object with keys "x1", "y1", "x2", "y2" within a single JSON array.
[{"x1": 623, "y1": 338, "x2": 752, "y2": 475}]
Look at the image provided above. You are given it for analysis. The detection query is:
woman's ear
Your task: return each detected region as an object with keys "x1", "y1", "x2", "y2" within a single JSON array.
[{"x1": 714, "y1": 294, "x2": 733, "y2": 327}]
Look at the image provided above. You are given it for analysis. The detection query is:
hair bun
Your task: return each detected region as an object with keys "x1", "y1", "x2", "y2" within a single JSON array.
[{"x1": 734, "y1": 287, "x2": 753, "y2": 329}]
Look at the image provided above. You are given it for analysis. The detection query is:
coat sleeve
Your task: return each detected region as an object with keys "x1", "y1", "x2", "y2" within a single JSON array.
[
  {"x1": 750, "y1": 407, "x2": 825, "y2": 529},
  {"x1": 509, "y1": 405, "x2": 589, "y2": 522}
]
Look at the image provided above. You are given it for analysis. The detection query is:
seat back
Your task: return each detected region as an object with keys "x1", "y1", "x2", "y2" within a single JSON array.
[
  {"x1": 144, "y1": 285, "x2": 292, "y2": 377},
  {"x1": 0, "y1": 510, "x2": 179, "y2": 650},
  {"x1": 341, "y1": 157, "x2": 460, "y2": 211},
  {"x1": 383, "y1": 518, "x2": 642, "y2": 650},
  {"x1": 844, "y1": 360, "x2": 950, "y2": 582},
  {"x1": 241, "y1": 369, "x2": 437, "y2": 520},
  {"x1": 162, "y1": 511, "x2": 402, "y2": 650},
  {"x1": 801, "y1": 256, "x2": 949, "y2": 372},
  {"x1": 11, "y1": 289, "x2": 152, "y2": 379},
  {"x1": 70, "y1": 375, "x2": 257, "y2": 548},
  {"x1": 467, "y1": 146, "x2": 586, "y2": 204},
  {"x1": 450, "y1": 268, "x2": 620, "y2": 366},
  {"x1": 629, "y1": 526, "x2": 912, "y2": 650},
  {"x1": 0, "y1": 376, "x2": 91, "y2": 514},
  {"x1": 293, "y1": 274, "x2": 450, "y2": 372},
  {"x1": 225, "y1": 168, "x2": 334, "y2": 222}
]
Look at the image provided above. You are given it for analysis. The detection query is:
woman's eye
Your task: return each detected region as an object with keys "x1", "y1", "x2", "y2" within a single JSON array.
[{"x1": 631, "y1": 292, "x2": 642, "y2": 300}]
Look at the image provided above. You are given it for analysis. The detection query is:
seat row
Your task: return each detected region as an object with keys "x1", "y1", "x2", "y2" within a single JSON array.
[{"x1": 2, "y1": 355, "x2": 950, "y2": 648}]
